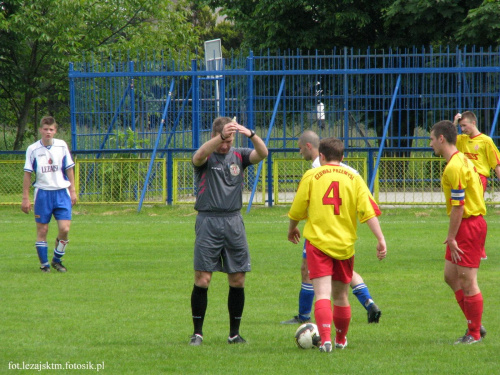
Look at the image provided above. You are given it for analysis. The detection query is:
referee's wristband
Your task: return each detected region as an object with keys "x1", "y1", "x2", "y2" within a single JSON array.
[{"x1": 248, "y1": 130, "x2": 256, "y2": 139}]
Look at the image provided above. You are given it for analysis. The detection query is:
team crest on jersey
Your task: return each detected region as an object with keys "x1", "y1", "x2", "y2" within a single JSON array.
[
  {"x1": 48, "y1": 158, "x2": 53, "y2": 164},
  {"x1": 475, "y1": 144, "x2": 479, "y2": 151},
  {"x1": 229, "y1": 163, "x2": 240, "y2": 176}
]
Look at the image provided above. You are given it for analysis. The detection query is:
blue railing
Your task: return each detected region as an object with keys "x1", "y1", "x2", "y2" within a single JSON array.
[{"x1": 68, "y1": 46, "x2": 500, "y2": 208}]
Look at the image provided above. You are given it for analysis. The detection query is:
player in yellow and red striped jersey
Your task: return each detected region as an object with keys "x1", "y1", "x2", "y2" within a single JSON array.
[
  {"x1": 430, "y1": 120, "x2": 487, "y2": 345},
  {"x1": 287, "y1": 137, "x2": 387, "y2": 353}
]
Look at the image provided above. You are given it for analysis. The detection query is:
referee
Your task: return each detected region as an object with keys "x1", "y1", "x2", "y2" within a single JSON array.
[{"x1": 189, "y1": 116, "x2": 268, "y2": 346}]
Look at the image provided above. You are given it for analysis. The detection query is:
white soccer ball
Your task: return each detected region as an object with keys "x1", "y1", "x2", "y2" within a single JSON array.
[{"x1": 294, "y1": 323, "x2": 320, "y2": 349}]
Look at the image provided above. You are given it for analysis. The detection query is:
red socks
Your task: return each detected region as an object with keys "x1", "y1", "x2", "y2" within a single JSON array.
[
  {"x1": 333, "y1": 305, "x2": 351, "y2": 346},
  {"x1": 314, "y1": 299, "x2": 333, "y2": 345},
  {"x1": 464, "y1": 293, "x2": 483, "y2": 340},
  {"x1": 454, "y1": 289, "x2": 465, "y2": 314},
  {"x1": 314, "y1": 299, "x2": 351, "y2": 346}
]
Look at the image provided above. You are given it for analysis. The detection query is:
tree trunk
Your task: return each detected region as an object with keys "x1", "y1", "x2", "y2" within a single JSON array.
[{"x1": 13, "y1": 96, "x2": 33, "y2": 151}]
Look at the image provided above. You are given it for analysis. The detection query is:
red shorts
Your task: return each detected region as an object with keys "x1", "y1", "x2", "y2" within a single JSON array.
[
  {"x1": 305, "y1": 240, "x2": 354, "y2": 283},
  {"x1": 445, "y1": 215, "x2": 486, "y2": 268}
]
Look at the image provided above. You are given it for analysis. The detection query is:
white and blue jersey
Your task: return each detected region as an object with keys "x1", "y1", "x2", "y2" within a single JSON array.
[
  {"x1": 24, "y1": 139, "x2": 75, "y2": 190},
  {"x1": 24, "y1": 139, "x2": 75, "y2": 223}
]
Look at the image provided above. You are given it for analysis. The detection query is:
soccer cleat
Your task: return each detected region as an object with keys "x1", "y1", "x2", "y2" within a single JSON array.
[
  {"x1": 40, "y1": 265, "x2": 50, "y2": 273},
  {"x1": 319, "y1": 341, "x2": 332, "y2": 353},
  {"x1": 280, "y1": 315, "x2": 311, "y2": 325},
  {"x1": 227, "y1": 334, "x2": 246, "y2": 344},
  {"x1": 335, "y1": 337, "x2": 348, "y2": 349},
  {"x1": 367, "y1": 303, "x2": 381, "y2": 323},
  {"x1": 51, "y1": 261, "x2": 67, "y2": 273},
  {"x1": 464, "y1": 325, "x2": 487, "y2": 338},
  {"x1": 189, "y1": 334, "x2": 203, "y2": 346},
  {"x1": 454, "y1": 334, "x2": 482, "y2": 345}
]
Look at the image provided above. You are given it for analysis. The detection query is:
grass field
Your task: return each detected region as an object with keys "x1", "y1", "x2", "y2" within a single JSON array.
[{"x1": 1, "y1": 204, "x2": 499, "y2": 375}]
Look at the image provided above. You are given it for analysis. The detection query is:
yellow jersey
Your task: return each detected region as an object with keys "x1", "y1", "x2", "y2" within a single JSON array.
[
  {"x1": 288, "y1": 163, "x2": 381, "y2": 260},
  {"x1": 442, "y1": 151, "x2": 486, "y2": 217},
  {"x1": 456, "y1": 133, "x2": 500, "y2": 177}
]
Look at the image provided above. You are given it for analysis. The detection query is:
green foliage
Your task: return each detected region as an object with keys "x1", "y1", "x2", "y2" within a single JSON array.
[
  {"x1": 456, "y1": 0, "x2": 500, "y2": 45},
  {"x1": 1, "y1": 205, "x2": 499, "y2": 374},
  {"x1": 0, "y1": 0, "x2": 199, "y2": 150},
  {"x1": 204, "y1": 0, "x2": 500, "y2": 52}
]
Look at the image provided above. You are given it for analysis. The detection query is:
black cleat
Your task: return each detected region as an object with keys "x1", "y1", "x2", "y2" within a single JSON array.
[
  {"x1": 465, "y1": 325, "x2": 487, "y2": 338},
  {"x1": 40, "y1": 265, "x2": 50, "y2": 273},
  {"x1": 227, "y1": 335, "x2": 246, "y2": 344},
  {"x1": 454, "y1": 334, "x2": 482, "y2": 345},
  {"x1": 51, "y1": 261, "x2": 67, "y2": 273},
  {"x1": 189, "y1": 334, "x2": 203, "y2": 346},
  {"x1": 367, "y1": 303, "x2": 381, "y2": 323}
]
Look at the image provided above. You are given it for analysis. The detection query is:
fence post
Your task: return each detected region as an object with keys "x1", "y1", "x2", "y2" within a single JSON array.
[
  {"x1": 192, "y1": 59, "x2": 200, "y2": 149},
  {"x1": 246, "y1": 51, "x2": 254, "y2": 131},
  {"x1": 69, "y1": 63, "x2": 77, "y2": 151},
  {"x1": 166, "y1": 150, "x2": 173, "y2": 205},
  {"x1": 267, "y1": 151, "x2": 273, "y2": 207},
  {"x1": 129, "y1": 61, "x2": 136, "y2": 133},
  {"x1": 343, "y1": 47, "x2": 349, "y2": 145}
]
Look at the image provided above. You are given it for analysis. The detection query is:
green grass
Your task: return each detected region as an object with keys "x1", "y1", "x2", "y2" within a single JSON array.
[{"x1": 1, "y1": 205, "x2": 499, "y2": 374}]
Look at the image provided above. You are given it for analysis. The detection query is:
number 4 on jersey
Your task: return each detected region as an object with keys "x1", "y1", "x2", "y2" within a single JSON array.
[{"x1": 322, "y1": 181, "x2": 342, "y2": 215}]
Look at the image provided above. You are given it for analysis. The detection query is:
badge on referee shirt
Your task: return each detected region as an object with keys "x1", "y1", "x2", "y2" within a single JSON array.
[{"x1": 229, "y1": 163, "x2": 240, "y2": 176}]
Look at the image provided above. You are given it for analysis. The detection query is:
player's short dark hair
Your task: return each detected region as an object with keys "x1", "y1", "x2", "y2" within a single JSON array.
[
  {"x1": 212, "y1": 117, "x2": 232, "y2": 135},
  {"x1": 431, "y1": 120, "x2": 457, "y2": 145},
  {"x1": 40, "y1": 116, "x2": 57, "y2": 128},
  {"x1": 459, "y1": 111, "x2": 478, "y2": 125},
  {"x1": 319, "y1": 137, "x2": 344, "y2": 162}
]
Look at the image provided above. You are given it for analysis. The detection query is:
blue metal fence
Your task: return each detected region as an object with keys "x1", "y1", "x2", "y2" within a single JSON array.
[{"x1": 69, "y1": 46, "x2": 500, "y2": 208}]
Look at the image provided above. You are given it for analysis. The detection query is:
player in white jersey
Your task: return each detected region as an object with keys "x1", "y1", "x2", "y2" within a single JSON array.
[
  {"x1": 21, "y1": 116, "x2": 77, "y2": 273},
  {"x1": 281, "y1": 130, "x2": 382, "y2": 325}
]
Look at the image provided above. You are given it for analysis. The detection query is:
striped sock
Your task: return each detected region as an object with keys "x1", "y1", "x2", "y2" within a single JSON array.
[
  {"x1": 298, "y1": 282, "x2": 314, "y2": 320},
  {"x1": 53, "y1": 238, "x2": 69, "y2": 263},
  {"x1": 35, "y1": 241, "x2": 49, "y2": 267},
  {"x1": 352, "y1": 283, "x2": 373, "y2": 310}
]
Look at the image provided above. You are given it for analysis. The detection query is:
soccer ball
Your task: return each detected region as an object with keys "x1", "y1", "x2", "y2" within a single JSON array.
[{"x1": 294, "y1": 323, "x2": 320, "y2": 349}]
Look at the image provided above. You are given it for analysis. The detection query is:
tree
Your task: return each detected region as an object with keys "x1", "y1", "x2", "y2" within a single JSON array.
[
  {"x1": 200, "y1": 0, "x2": 392, "y2": 52},
  {"x1": 383, "y1": 0, "x2": 484, "y2": 46},
  {"x1": 0, "y1": 0, "x2": 198, "y2": 150},
  {"x1": 456, "y1": 0, "x2": 500, "y2": 46},
  {"x1": 202, "y1": 0, "x2": 500, "y2": 52}
]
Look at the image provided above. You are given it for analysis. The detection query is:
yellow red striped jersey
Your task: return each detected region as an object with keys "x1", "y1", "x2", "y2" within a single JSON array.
[
  {"x1": 456, "y1": 133, "x2": 500, "y2": 177},
  {"x1": 442, "y1": 151, "x2": 486, "y2": 217},
  {"x1": 288, "y1": 163, "x2": 381, "y2": 260}
]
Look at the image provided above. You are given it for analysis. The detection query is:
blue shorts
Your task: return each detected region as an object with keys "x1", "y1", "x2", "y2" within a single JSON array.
[
  {"x1": 34, "y1": 188, "x2": 72, "y2": 224},
  {"x1": 302, "y1": 242, "x2": 307, "y2": 259}
]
